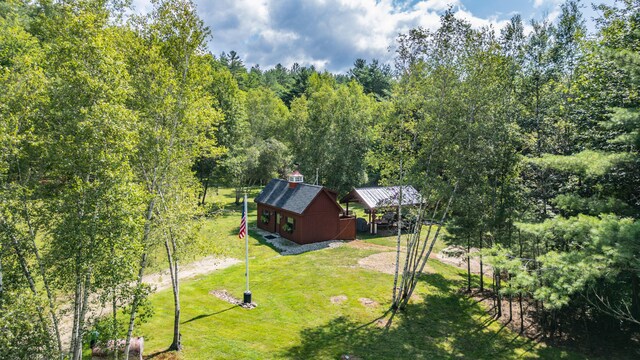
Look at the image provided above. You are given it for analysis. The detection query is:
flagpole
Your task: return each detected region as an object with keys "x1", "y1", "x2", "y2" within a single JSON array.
[{"x1": 243, "y1": 191, "x2": 252, "y2": 304}]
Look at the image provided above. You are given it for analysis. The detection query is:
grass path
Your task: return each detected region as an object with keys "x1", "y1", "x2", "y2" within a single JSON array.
[{"x1": 142, "y1": 257, "x2": 240, "y2": 293}]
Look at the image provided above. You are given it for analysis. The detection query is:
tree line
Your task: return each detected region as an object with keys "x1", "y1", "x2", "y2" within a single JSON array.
[{"x1": 200, "y1": 49, "x2": 391, "y2": 203}]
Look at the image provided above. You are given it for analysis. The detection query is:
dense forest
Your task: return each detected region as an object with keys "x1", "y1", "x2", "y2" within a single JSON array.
[{"x1": 1, "y1": 0, "x2": 638, "y2": 358}]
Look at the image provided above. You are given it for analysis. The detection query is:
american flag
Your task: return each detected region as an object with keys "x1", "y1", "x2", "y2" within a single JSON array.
[{"x1": 238, "y1": 208, "x2": 247, "y2": 239}]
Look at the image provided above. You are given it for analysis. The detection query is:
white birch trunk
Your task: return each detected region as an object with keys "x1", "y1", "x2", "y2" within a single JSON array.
[
  {"x1": 391, "y1": 160, "x2": 403, "y2": 306},
  {"x1": 124, "y1": 197, "x2": 155, "y2": 360},
  {"x1": 165, "y1": 235, "x2": 181, "y2": 351}
]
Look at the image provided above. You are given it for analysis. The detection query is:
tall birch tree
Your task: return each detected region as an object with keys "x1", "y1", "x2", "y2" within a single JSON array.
[
  {"x1": 124, "y1": 0, "x2": 222, "y2": 355},
  {"x1": 0, "y1": 1, "x2": 59, "y2": 357},
  {"x1": 36, "y1": 2, "x2": 146, "y2": 359}
]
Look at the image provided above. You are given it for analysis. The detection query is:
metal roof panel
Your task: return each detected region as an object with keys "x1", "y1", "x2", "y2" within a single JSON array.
[{"x1": 342, "y1": 185, "x2": 422, "y2": 210}]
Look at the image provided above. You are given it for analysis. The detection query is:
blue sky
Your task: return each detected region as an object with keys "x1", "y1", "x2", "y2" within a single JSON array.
[{"x1": 133, "y1": 0, "x2": 615, "y2": 73}]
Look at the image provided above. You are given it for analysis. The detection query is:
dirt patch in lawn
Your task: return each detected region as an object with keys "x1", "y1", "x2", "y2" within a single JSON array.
[
  {"x1": 210, "y1": 289, "x2": 241, "y2": 304},
  {"x1": 209, "y1": 289, "x2": 256, "y2": 309},
  {"x1": 346, "y1": 240, "x2": 395, "y2": 250},
  {"x1": 146, "y1": 257, "x2": 240, "y2": 292},
  {"x1": 330, "y1": 295, "x2": 348, "y2": 304},
  {"x1": 436, "y1": 245, "x2": 486, "y2": 275},
  {"x1": 358, "y1": 251, "x2": 434, "y2": 275},
  {"x1": 358, "y1": 298, "x2": 379, "y2": 308}
]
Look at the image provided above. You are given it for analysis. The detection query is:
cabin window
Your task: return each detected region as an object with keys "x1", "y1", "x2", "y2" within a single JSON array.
[
  {"x1": 284, "y1": 216, "x2": 295, "y2": 233},
  {"x1": 261, "y1": 210, "x2": 270, "y2": 224},
  {"x1": 288, "y1": 174, "x2": 304, "y2": 183}
]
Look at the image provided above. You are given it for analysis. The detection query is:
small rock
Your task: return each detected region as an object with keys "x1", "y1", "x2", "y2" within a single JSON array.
[
  {"x1": 341, "y1": 354, "x2": 362, "y2": 360},
  {"x1": 358, "y1": 297, "x2": 379, "y2": 308},
  {"x1": 330, "y1": 295, "x2": 348, "y2": 304},
  {"x1": 210, "y1": 289, "x2": 242, "y2": 305},
  {"x1": 240, "y1": 302, "x2": 258, "y2": 309}
]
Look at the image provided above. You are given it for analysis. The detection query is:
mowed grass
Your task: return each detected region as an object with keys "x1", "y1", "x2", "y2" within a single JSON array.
[{"x1": 136, "y1": 188, "x2": 585, "y2": 359}]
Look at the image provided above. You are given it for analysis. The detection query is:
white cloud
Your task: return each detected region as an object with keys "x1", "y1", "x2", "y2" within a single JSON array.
[
  {"x1": 202, "y1": 0, "x2": 516, "y2": 72},
  {"x1": 455, "y1": 9, "x2": 510, "y2": 31},
  {"x1": 420, "y1": 0, "x2": 461, "y2": 11},
  {"x1": 131, "y1": 0, "x2": 152, "y2": 13},
  {"x1": 533, "y1": 0, "x2": 546, "y2": 7},
  {"x1": 532, "y1": 0, "x2": 562, "y2": 8},
  {"x1": 127, "y1": 0, "x2": 543, "y2": 73}
]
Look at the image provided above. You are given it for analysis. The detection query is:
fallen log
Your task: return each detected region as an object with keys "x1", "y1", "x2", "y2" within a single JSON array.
[{"x1": 91, "y1": 337, "x2": 143, "y2": 359}]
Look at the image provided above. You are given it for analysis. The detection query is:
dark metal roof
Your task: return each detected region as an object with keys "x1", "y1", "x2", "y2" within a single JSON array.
[
  {"x1": 340, "y1": 185, "x2": 422, "y2": 210},
  {"x1": 254, "y1": 179, "x2": 325, "y2": 215}
]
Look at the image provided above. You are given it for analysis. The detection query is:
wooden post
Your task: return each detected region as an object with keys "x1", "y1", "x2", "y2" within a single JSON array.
[{"x1": 372, "y1": 211, "x2": 377, "y2": 235}]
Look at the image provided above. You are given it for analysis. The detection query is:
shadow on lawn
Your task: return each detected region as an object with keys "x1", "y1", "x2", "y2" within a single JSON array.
[
  {"x1": 284, "y1": 273, "x2": 562, "y2": 360},
  {"x1": 144, "y1": 349, "x2": 179, "y2": 359},
  {"x1": 249, "y1": 230, "x2": 287, "y2": 253},
  {"x1": 181, "y1": 305, "x2": 237, "y2": 324}
]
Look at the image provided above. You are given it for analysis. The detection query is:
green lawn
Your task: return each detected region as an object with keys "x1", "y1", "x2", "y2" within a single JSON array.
[{"x1": 135, "y1": 188, "x2": 586, "y2": 359}]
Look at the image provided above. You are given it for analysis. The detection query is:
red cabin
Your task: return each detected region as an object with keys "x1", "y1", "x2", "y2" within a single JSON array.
[{"x1": 255, "y1": 172, "x2": 356, "y2": 244}]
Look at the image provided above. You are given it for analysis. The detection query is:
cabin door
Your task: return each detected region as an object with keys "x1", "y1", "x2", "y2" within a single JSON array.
[{"x1": 275, "y1": 212, "x2": 281, "y2": 234}]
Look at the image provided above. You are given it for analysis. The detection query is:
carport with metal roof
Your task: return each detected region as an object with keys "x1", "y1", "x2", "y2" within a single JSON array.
[{"x1": 340, "y1": 185, "x2": 422, "y2": 234}]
